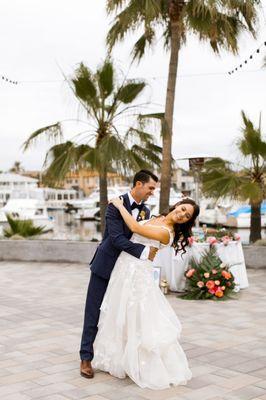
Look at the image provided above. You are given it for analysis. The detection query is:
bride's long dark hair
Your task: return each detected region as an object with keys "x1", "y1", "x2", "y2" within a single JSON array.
[{"x1": 159, "y1": 198, "x2": 200, "y2": 254}]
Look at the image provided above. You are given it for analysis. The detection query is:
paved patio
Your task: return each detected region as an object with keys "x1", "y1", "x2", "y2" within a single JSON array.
[{"x1": 0, "y1": 261, "x2": 266, "y2": 400}]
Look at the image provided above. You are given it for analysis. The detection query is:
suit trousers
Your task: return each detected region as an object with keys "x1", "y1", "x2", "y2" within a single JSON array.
[{"x1": 79, "y1": 272, "x2": 109, "y2": 361}]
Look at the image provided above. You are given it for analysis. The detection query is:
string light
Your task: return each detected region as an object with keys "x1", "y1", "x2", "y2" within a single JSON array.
[
  {"x1": 1, "y1": 75, "x2": 18, "y2": 85},
  {"x1": 228, "y1": 40, "x2": 266, "y2": 75}
]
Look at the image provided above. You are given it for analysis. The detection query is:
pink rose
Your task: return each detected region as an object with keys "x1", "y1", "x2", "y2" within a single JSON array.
[
  {"x1": 214, "y1": 280, "x2": 220, "y2": 286},
  {"x1": 188, "y1": 236, "x2": 194, "y2": 246},
  {"x1": 208, "y1": 288, "x2": 216, "y2": 295},
  {"x1": 204, "y1": 272, "x2": 210, "y2": 278},
  {"x1": 222, "y1": 235, "x2": 230, "y2": 246},
  {"x1": 186, "y1": 268, "x2": 195, "y2": 278},
  {"x1": 221, "y1": 286, "x2": 225, "y2": 290},
  {"x1": 234, "y1": 233, "x2": 241, "y2": 241},
  {"x1": 197, "y1": 281, "x2": 204, "y2": 288},
  {"x1": 212, "y1": 269, "x2": 217, "y2": 274},
  {"x1": 207, "y1": 236, "x2": 217, "y2": 245}
]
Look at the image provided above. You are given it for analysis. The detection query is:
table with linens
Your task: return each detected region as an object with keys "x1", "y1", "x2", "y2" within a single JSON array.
[{"x1": 153, "y1": 241, "x2": 249, "y2": 292}]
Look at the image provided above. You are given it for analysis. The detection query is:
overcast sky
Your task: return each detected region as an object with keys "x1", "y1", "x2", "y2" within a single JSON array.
[{"x1": 0, "y1": 0, "x2": 266, "y2": 172}]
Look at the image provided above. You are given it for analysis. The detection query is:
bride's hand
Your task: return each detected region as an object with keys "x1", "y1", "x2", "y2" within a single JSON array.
[{"x1": 109, "y1": 196, "x2": 124, "y2": 209}]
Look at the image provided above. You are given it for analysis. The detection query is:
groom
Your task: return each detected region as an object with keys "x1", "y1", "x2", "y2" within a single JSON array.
[{"x1": 80, "y1": 169, "x2": 159, "y2": 378}]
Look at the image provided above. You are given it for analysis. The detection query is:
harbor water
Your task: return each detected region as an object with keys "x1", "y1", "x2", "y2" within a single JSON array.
[{"x1": 42, "y1": 210, "x2": 266, "y2": 244}]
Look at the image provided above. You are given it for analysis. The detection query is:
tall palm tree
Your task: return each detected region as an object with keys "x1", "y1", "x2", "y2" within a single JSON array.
[
  {"x1": 106, "y1": 0, "x2": 261, "y2": 212},
  {"x1": 23, "y1": 59, "x2": 161, "y2": 233},
  {"x1": 201, "y1": 111, "x2": 266, "y2": 243}
]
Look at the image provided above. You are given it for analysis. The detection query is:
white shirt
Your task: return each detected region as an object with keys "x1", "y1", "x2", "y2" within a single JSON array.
[{"x1": 127, "y1": 192, "x2": 149, "y2": 260}]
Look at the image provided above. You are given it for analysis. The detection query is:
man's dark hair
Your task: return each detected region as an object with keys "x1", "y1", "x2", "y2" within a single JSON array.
[{"x1": 133, "y1": 169, "x2": 158, "y2": 187}]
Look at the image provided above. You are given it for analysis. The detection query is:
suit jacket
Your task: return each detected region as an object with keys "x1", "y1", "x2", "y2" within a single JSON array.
[{"x1": 90, "y1": 193, "x2": 150, "y2": 280}]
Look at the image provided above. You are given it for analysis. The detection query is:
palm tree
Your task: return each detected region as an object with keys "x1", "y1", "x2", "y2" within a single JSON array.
[
  {"x1": 23, "y1": 59, "x2": 161, "y2": 233},
  {"x1": 106, "y1": 0, "x2": 261, "y2": 212},
  {"x1": 9, "y1": 161, "x2": 24, "y2": 174},
  {"x1": 201, "y1": 111, "x2": 266, "y2": 243}
]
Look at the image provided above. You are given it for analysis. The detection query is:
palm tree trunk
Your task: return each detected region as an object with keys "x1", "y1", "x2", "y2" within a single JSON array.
[
  {"x1": 99, "y1": 166, "x2": 108, "y2": 236},
  {"x1": 159, "y1": 18, "x2": 181, "y2": 213},
  {"x1": 249, "y1": 201, "x2": 262, "y2": 243}
]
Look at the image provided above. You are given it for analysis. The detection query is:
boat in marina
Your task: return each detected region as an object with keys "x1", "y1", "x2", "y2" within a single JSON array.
[
  {"x1": 199, "y1": 199, "x2": 266, "y2": 228},
  {"x1": 225, "y1": 202, "x2": 266, "y2": 228},
  {"x1": 69, "y1": 186, "x2": 130, "y2": 220},
  {"x1": 0, "y1": 189, "x2": 55, "y2": 231},
  {"x1": 69, "y1": 186, "x2": 184, "y2": 221},
  {"x1": 146, "y1": 188, "x2": 184, "y2": 216}
]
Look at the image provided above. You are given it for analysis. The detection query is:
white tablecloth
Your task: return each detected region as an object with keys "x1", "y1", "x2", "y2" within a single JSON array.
[{"x1": 153, "y1": 241, "x2": 249, "y2": 292}]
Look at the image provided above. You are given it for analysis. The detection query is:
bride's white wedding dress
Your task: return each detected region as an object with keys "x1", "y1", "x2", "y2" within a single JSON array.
[{"x1": 92, "y1": 222, "x2": 192, "y2": 390}]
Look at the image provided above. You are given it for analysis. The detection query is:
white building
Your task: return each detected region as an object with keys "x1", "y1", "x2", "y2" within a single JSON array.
[
  {"x1": 171, "y1": 167, "x2": 195, "y2": 197},
  {"x1": 0, "y1": 173, "x2": 38, "y2": 205}
]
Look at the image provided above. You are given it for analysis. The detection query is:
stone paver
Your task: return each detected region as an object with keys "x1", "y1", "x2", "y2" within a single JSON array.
[{"x1": 0, "y1": 261, "x2": 266, "y2": 400}]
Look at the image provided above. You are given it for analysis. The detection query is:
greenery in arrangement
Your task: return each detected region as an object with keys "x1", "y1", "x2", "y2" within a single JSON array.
[
  {"x1": 182, "y1": 248, "x2": 236, "y2": 300},
  {"x1": 4, "y1": 214, "x2": 47, "y2": 238},
  {"x1": 201, "y1": 111, "x2": 266, "y2": 243},
  {"x1": 23, "y1": 59, "x2": 162, "y2": 234},
  {"x1": 106, "y1": 0, "x2": 261, "y2": 212}
]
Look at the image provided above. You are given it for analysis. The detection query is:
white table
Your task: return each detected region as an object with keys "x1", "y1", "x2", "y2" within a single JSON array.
[{"x1": 154, "y1": 241, "x2": 249, "y2": 292}]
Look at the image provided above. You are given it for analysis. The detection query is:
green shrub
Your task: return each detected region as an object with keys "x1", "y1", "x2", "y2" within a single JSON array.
[{"x1": 4, "y1": 214, "x2": 48, "y2": 238}]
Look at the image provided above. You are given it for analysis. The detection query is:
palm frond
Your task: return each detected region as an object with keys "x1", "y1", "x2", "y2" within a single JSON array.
[
  {"x1": 22, "y1": 122, "x2": 63, "y2": 151},
  {"x1": 72, "y1": 63, "x2": 98, "y2": 108},
  {"x1": 43, "y1": 142, "x2": 93, "y2": 185},
  {"x1": 239, "y1": 110, "x2": 266, "y2": 158},
  {"x1": 131, "y1": 27, "x2": 156, "y2": 61},
  {"x1": 97, "y1": 59, "x2": 114, "y2": 98},
  {"x1": 116, "y1": 80, "x2": 146, "y2": 103}
]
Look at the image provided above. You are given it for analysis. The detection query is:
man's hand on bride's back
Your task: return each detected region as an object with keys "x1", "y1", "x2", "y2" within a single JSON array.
[
  {"x1": 148, "y1": 246, "x2": 158, "y2": 261},
  {"x1": 109, "y1": 197, "x2": 124, "y2": 209}
]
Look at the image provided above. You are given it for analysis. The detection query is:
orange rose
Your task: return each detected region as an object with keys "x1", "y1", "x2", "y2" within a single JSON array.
[
  {"x1": 206, "y1": 280, "x2": 215, "y2": 290},
  {"x1": 215, "y1": 289, "x2": 224, "y2": 298},
  {"x1": 222, "y1": 270, "x2": 231, "y2": 280}
]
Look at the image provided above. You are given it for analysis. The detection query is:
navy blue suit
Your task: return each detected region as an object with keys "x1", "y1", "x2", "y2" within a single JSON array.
[{"x1": 80, "y1": 193, "x2": 150, "y2": 361}]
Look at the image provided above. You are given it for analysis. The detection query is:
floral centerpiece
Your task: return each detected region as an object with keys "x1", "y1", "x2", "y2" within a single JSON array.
[
  {"x1": 181, "y1": 248, "x2": 237, "y2": 300},
  {"x1": 188, "y1": 228, "x2": 241, "y2": 246}
]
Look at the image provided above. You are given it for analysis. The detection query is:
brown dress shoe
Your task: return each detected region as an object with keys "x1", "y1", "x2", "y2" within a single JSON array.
[{"x1": 80, "y1": 360, "x2": 94, "y2": 379}]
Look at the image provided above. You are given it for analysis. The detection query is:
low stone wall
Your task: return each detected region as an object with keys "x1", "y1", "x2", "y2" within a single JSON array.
[
  {"x1": 0, "y1": 240, "x2": 265, "y2": 268},
  {"x1": 0, "y1": 240, "x2": 98, "y2": 264},
  {"x1": 242, "y1": 245, "x2": 266, "y2": 269}
]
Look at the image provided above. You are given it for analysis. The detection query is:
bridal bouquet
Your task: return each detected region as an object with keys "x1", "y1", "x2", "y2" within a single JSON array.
[{"x1": 182, "y1": 248, "x2": 236, "y2": 300}]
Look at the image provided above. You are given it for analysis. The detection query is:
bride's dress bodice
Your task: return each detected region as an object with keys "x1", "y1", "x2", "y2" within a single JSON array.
[{"x1": 130, "y1": 220, "x2": 174, "y2": 249}]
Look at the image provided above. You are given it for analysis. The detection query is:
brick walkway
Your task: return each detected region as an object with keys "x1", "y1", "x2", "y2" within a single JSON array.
[{"x1": 0, "y1": 261, "x2": 266, "y2": 400}]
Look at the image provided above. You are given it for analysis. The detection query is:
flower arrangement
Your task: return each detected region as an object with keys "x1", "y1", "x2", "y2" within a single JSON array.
[
  {"x1": 181, "y1": 248, "x2": 237, "y2": 300},
  {"x1": 188, "y1": 229, "x2": 241, "y2": 247}
]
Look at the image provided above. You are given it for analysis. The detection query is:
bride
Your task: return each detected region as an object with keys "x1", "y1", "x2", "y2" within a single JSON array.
[{"x1": 92, "y1": 196, "x2": 199, "y2": 390}]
